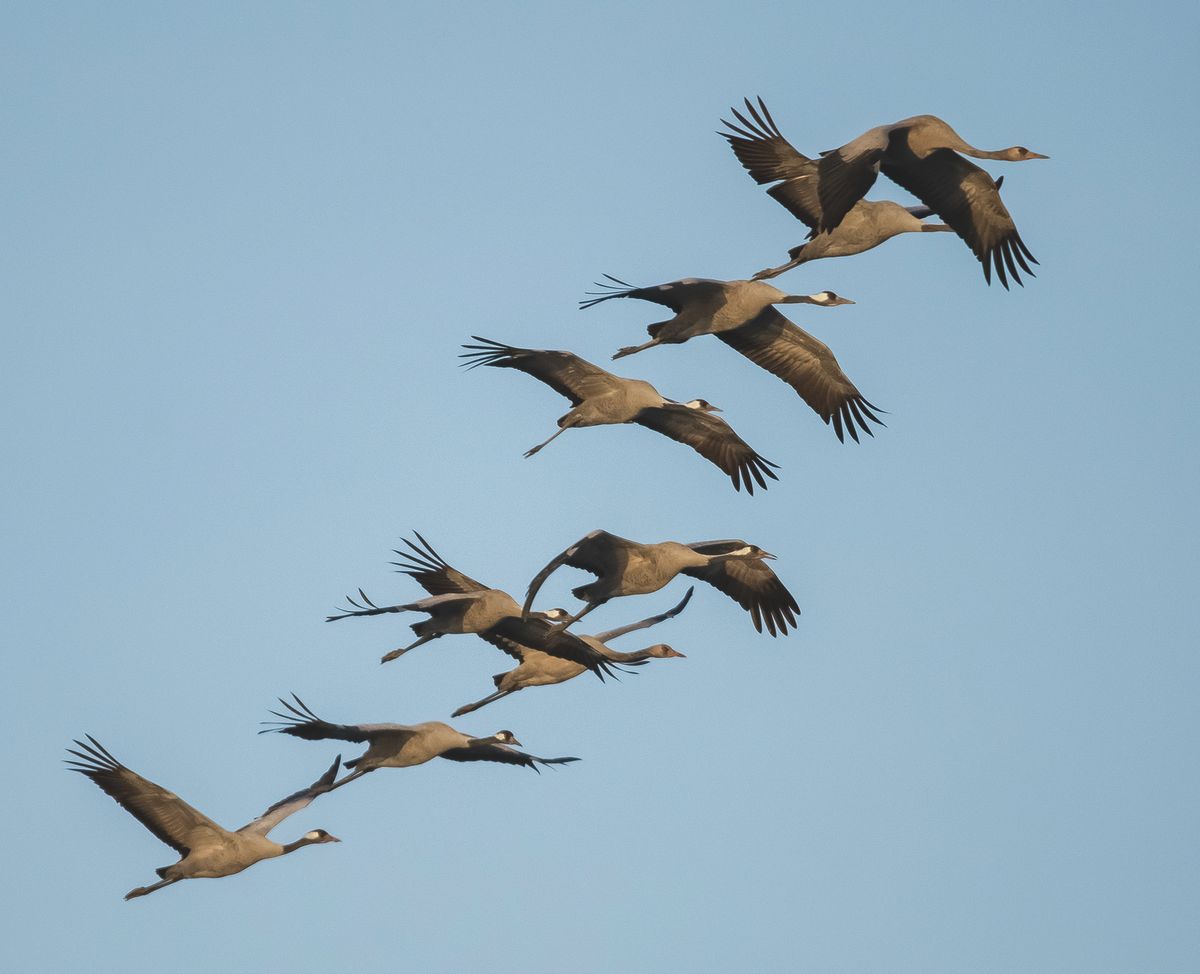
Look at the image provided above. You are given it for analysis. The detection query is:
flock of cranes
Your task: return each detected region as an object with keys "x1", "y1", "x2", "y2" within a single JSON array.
[{"x1": 68, "y1": 98, "x2": 1047, "y2": 900}]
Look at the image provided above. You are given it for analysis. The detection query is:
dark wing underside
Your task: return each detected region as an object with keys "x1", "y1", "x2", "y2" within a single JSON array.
[
  {"x1": 633, "y1": 405, "x2": 779, "y2": 494},
  {"x1": 680, "y1": 550, "x2": 800, "y2": 637},
  {"x1": 460, "y1": 338, "x2": 622, "y2": 407},
  {"x1": 580, "y1": 276, "x2": 731, "y2": 313},
  {"x1": 485, "y1": 616, "x2": 618, "y2": 679},
  {"x1": 259, "y1": 695, "x2": 413, "y2": 744},
  {"x1": 720, "y1": 97, "x2": 823, "y2": 229},
  {"x1": 882, "y1": 147, "x2": 1036, "y2": 288},
  {"x1": 390, "y1": 532, "x2": 490, "y2": 595},
  {"x1": 522, "y1": 529, "x2": 641, "y2": 615},
  {"x1": 439, "y1": 744, "x2": 580, "y2": 772},
  {"x1": 717, "y1": 308, "x2": 884, "y2": 443}
]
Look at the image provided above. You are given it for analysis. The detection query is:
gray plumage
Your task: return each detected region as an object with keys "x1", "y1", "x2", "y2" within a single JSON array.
[
  {"x1": 581, "y1": 276, "x2": 881, "y2": 443},
  {"x1": 452, "y1": 587, "x2": 692, "y2": 717},
  {"x1": 725, "y1": 100, "x2": 1047, "y2": 288},
  {"x1": 721, "y1": 97, "x2": 956, "y2": 279},
  {"x1": 461, "y1": 337, "x2": 779, "y2": 494},
  {"x1": 66, "y1": 735, "x2": 341, "y2": 901},
  {"x1": 262, "y1": 695, "x2": 579, "y2": 789},
  {"x1": 522, "y1": 529, "x2": 800, "y2": 635},
  {"x1": 327, "y1": 532, "x2": 618, "y2": 678}
]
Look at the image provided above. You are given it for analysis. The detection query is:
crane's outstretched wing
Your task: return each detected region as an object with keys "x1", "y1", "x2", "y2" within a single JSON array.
[
  {"x1": 439, "y1": 745, "x2": 580, "y2": 773},
  {"x1": 681, "y1": 543, "x2": 800, "y2": 637},
  {"x1": 580, "y1": 276, "x2": 729, "y2": 312},
  {"x1": 66, "y1": 736, "x2": 224, "y2": 856},
  {"x1": 633, "y1": 404, "x2": 779, "y2": 494},
  {"x1": 522, "y1": 529, "x2": 641, "y2": 616},
  {"x1": 813, "y1": 125, "x2": 890, "y2": 232},
  {"x1": 592, "y1": 586, "x2": 694, "y2": 643},
  {"x1": 390, "y1": 532, "x2": 490, "y2": 595},
  {"x1": 237, "y1": 754, "x2": 341, "y2": 837},
  {"x1": 260, "y1": 694, "x2": 418, "y2": 744},
  {"x1": 485, "y1": 616, "x2": 619, "y2": 680},
  {"x1": 718, "y1": 308, "x2": 884, "y2": 443},
  {"x1": 720, "y1": 96, "x2": 824, "y2": 229},
  {"x1": 882, "y1": 147, "x2": 1036, "y2": 288},
  {"x1": 460, "y1": 338, "x2": 620, "y2": 407},
  {"x1": 326, "y1": 589, "x2": 482, "y2": 622}
]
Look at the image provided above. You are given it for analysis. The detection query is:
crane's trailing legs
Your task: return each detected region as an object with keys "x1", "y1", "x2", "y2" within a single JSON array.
[
  {"x1": 524, "y1": 425, "x2": 571, "y2": 458},
  {"x1": 613, "y1": 337, "x2": 662, "y2": 360},
  {"x1": 380, "y1": 632, "x2": 440, "y2": 664},
  {"x1": 451, "y1": 688, "x2": 512, "y2": 717},
  {"x1": 125, "y1": 878, "x2": 180, "y2": 900}
]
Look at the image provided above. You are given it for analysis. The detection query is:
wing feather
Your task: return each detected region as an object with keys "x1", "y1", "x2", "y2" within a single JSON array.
[
  {"x1": 259, "y1": 694, "x2": 417, "y2": 744},
  {"x1": 439, "y1": 744, "x2": 580, "y2": 771},
  {"x1": 679, "y1": 557, "x2": 800, "y2": 637},
  {"x1": 633, "y1": 405, "x2": 779, "y2": 493},
  {"x1": 390, "y1": 533, "x2": 489, "y2": 595},
  {"x1": 460, "y1": 338, "x2": 620, "y2": 406},
  {"x1": 522, "y1": 530, "x2": 639, "y2": 616},
  {"x1": 237, "y1": 755, "x2": 341, "y2": 836},
  {"x1": 66, "y1": 736, "x2": 225, "y2": 855},
  {"x1": 881, "y1": 146, "x2": 1036, "y2": 288},
  {"x1": 717, "y1": 308, "x2": 884, "y2": 443}
]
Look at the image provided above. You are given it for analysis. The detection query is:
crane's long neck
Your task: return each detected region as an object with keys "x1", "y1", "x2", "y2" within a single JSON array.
[
  {"x1": 280, "y1": 836, "x2": 321, "y2": 854},
  {"x1": 599, "y1": 645, "x2": 657, "y2": 663}
]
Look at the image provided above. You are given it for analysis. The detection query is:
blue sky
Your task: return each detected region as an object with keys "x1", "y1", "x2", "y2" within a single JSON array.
[{"x1": 3, "y1": 2, "x2": 1198, "y2": 972}]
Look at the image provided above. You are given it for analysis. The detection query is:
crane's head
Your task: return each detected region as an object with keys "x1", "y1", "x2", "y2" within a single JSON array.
[
  {"x1": 300, "y1": 829, "x2": 341, "y2": 845},
  {"x1": 779, "y1": 290, "x2": 855, "y2": 308},
  {"x1": 1005, "y1": 146, "x2": 1049, "y2": 161},
  {"x1": 534, "y1": 607, "x2": 571, "y2": 623},
  {"x1": 646, "y1": 644, "x2": 687, "y2": 659},
  {"x1": 491, "y1": 730, "x2": 522, "y2": 747},
  {"x1": 683, "y1": 399, "x2": 721, "y2": 413},
  {"x1": 702, "y1": 540, "x2": 777, "y2": 561}
]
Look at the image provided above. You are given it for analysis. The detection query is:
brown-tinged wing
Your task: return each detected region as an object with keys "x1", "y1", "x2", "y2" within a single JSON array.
[
  {"x1": 522, "y1": 529, "x2": 641, "y2": 616},
  {"x1": 719, "y1": 96, "x2": 823, "y2": 229},
  {"x1": 717, "y1": 307, "x2": 885, "y2": 443},
  {"x1": 259, "y1": 694, "x2": 418, "y2": 745},
  {"x1": 633, "y1": 404, "x2": 779, "y2": 494},
  {"x1": 680, "y1": 547, "x2": 801, "y2": 637},
  {"x1": 66, "y1": 736, "x2": 224, "y2": 855},
  {"x1": 485, "y1": 616, "x2": 620, "y2": 680},
  {"x1": 814, "y1": 125, "x2": 891, "y2": 232},
  {"x1": 439, "y1": 744, "x2": 580, "y2": 772},
  {"x1": 460, "y1": 338, "x2": 621, "y2": 407},
  {"x1": 390, "y1": 532, "x2": 490, "y2": 595},
  {"x1": 882, "y1": 147, "x2": 1036, "y2": 288},
  {"x1": 580, "y1": 276, "x2": 730, "y2": 312}
]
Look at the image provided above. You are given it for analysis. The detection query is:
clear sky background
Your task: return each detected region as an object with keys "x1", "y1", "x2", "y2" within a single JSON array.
[{"x1": 4, "y1": 2, "x2": 1198, "y2": 972}]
